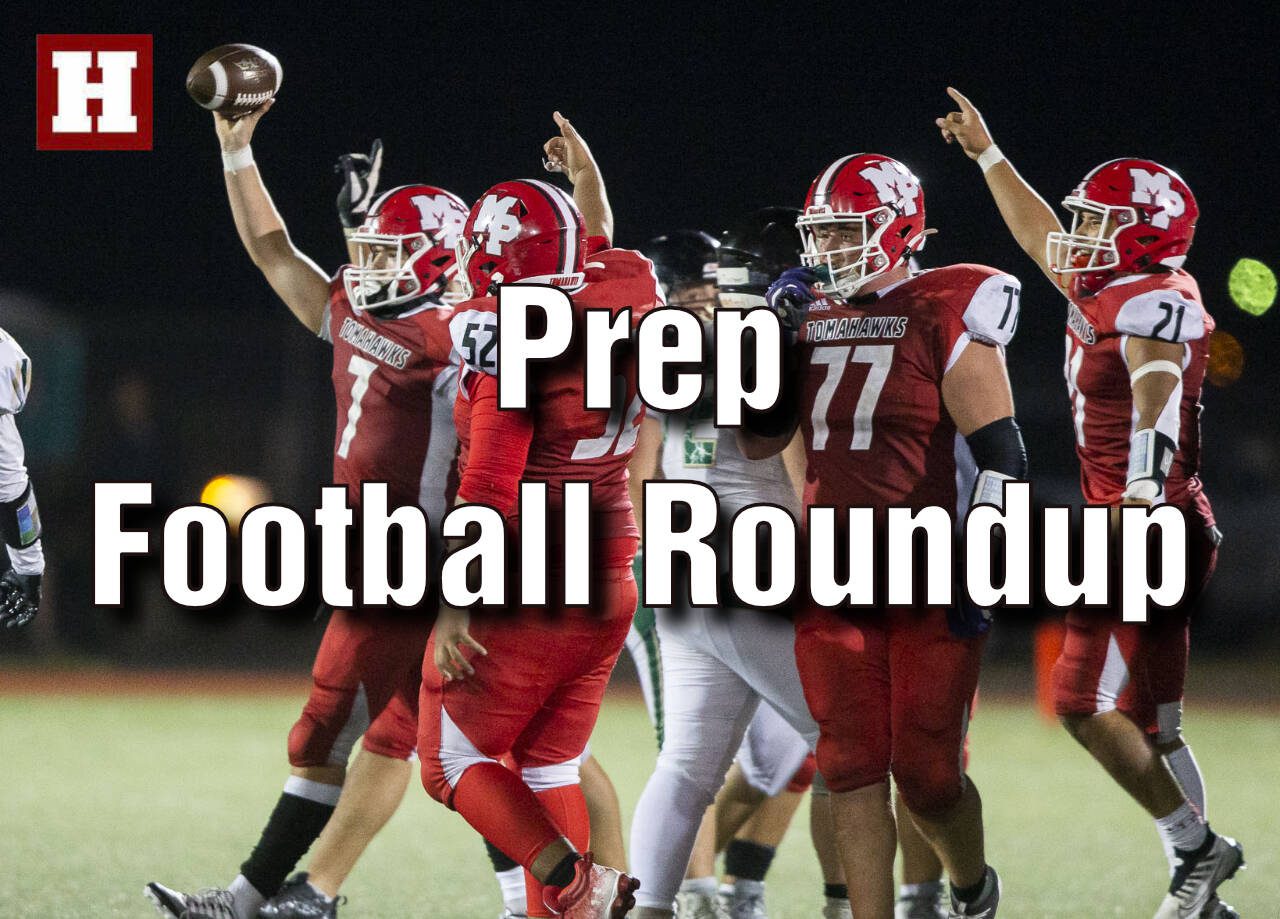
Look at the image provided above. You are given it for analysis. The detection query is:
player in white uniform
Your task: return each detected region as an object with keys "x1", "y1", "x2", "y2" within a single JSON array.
[
  {"x1": 0, "y1": 329, "x2": 44, "y2": 631},
  {"x1": 630, "y1": 212, "x2": 848, "y2": 919}
]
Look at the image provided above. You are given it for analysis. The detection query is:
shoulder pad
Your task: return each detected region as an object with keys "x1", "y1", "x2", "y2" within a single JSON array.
[
  {"x1": 583, "y1": 248, "x2": 667, "y2": 307},
  {"x1": 954, "y1": 269, "x2": 1022, "y2": 347},
  {"x1": 1113, "y1": 287, "x2": 1207, "y2": 343},
  {"x1": 449, "y1": 301, "x2": 499, "y2": 376}
]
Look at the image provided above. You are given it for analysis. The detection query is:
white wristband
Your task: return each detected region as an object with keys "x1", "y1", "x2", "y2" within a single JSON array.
[
  {"x1": 977, "y1": 144, "x2": 1005, "y2": 174},
  {"x1": 222, "y1": 145, "x2": 254, "y2": 173}
]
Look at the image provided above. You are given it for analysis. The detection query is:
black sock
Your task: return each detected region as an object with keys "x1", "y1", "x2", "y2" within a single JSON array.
[
  {"x1": 951, "y1": 867, "x2": 991, "y2": 905},
  {"x1": 485, "y1": 838, "x2": 520, "y2": 873},
  {"x1": 545, "y1": 852, "x2": 581, "y2": 889},
  {"x1": 824, "y1": 883, "x2": 849, "y2": 900},
  {"x1": 724, "y1": 840, "x2": 776, "y2": 882},
  {"x1": 239, "y1": 792, "x2": 336, "y2": 898}
]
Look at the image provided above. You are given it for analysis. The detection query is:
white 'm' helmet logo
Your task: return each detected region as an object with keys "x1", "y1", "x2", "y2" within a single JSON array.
[
  {"x1": 859, "y1": 162, "x2": 919, "y2": 216},
  {"x1": 475, "y1": 194, "x2": 523, "y2": 256},
  {"x1": 410, "y1": 194, "x2": 467, "y2": 249},
  {"x1": 1129, "y1": 168, "x2": 1185, "y2": 230}
]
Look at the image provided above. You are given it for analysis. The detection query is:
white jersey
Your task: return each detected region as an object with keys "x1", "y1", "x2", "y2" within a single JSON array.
[
  {"x1": 653, "y1": 390, "x2": 798, "y2": 515},
  {"x1": 0, "y1": 328, "x2": 33, "y2": 502},
  {"x1": 0, "y1": 328, "x2": 42, "y2": 576}
]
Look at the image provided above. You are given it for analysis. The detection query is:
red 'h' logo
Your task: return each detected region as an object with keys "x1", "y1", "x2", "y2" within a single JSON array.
[{"x1": 36, "y1": 35, "x2": 153, "y2": 150}]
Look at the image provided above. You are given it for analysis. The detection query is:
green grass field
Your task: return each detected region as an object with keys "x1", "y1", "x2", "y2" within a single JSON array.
[{"x1": 0, "y1": 689, "x2": 1275, "y2": 917}]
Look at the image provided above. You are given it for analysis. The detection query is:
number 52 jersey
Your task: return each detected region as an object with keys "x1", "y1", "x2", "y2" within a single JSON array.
[{"x1": 796, "y1": 264, "x2": 1020, "y2": 513}]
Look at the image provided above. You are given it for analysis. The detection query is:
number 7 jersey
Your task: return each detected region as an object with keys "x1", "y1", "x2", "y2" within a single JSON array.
[
  {"x1": 1062, "y1": 268, "x2": 1213, "y2": 507},
  {"x1": 321, "y1": 277, "x2": 460, "y2": 527},
  {"x1": 796, "y1": 264, "x2": 1020, "y2": 513}
]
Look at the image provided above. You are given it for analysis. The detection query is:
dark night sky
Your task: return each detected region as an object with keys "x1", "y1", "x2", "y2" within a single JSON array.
[
  {"x1": 6, "y1": 1, "x2": 1279, "y2": 466},
  {"x1": 2, "y1": 1, "x2": 1279, "y2": 645}
]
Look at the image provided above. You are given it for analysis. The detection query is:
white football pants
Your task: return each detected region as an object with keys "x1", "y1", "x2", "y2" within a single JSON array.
[{"x1": 630, "y1": 605, "x2": 817, "y2": 910}]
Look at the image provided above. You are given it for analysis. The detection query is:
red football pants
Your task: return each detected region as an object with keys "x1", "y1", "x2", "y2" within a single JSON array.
[{"x1": 795, "y1": 606, "x2": 984, "y2": 817}]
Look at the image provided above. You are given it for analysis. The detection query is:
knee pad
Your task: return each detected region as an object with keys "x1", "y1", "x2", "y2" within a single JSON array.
[
  {"x1": 287, "y1": 682, "x2": 369, "y2": 768},
  {"x1": 654, "y1": 758, "x2": 721, "y2": 810},
  {"x1": 894, "y1": 760, "x2": 965, "y2": 818},
  {"x1": 422, "y1": 707, "x2": 500, "y2": 805}
]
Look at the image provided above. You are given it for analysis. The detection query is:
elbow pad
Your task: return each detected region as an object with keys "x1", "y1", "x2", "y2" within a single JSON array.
[{"x1": 966, "y1": 417, "x2": 1027, "y2": 508}]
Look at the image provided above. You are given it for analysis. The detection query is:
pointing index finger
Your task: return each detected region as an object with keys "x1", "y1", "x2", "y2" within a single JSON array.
[{"x1": 946, "y1": 86, "x2": 976, "y2": 115}]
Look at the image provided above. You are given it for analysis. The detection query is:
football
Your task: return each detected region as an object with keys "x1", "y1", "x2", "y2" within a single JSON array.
[{"x1": 185, "y1": 44, "x2": 282, "y2": 117}]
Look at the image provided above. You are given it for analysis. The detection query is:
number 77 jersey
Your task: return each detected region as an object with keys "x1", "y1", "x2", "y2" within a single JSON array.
[{"x1": 796, "y1": 264, "x2": 1020, "y2": 512}]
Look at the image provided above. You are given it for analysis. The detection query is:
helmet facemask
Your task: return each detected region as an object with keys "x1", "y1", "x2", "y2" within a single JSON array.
[
  {"x1": 1046, "y1": 196, "x2": 1138, "y2": 278},
  {"x1": 344, "y1": 231, "x2": 435, "y2": 312},
  {"x1": 797, "y1": 205, "x2": 900, "y2": 299}
]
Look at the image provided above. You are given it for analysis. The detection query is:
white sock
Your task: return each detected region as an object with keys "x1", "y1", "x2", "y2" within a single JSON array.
[
  {"x1": 679, "y1": 876, "x2": 718, "y2": 897},
  {"x1": 228, "y1": 875, "x2": 265, "y2": 919},
  {"x1": 718, "y1": 881, "x2": 733, "y2": 898},
  {"x1": 1155, "y1": 802, "x2": 1208, "y2": 863},
  {"x1": 1165, "y1": 744, "x2": 1207, "y2": 816},
  {"x1": 494, "y1": 865, "x2": 527, "y2": 915},
  {"x1": 899, "y1": 880, "x2": 943, "y2": 901},
  {"x1": 733, "y1": 878, "x2": 765, "y2": 899}
]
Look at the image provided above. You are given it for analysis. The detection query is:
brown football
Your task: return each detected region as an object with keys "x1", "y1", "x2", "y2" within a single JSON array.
[{"x1": 185, "y1": 44, "x2": 282, "y2": 117}]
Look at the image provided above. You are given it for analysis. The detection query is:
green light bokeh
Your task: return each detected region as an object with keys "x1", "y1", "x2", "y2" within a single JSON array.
[{"x1": 1228, "y1": 258, "x2": 1277, "y2": 316}]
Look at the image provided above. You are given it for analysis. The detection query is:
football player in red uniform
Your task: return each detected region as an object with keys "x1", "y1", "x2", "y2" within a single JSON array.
[
  {"x1": 937, "y1": 88, "x2": 1243, "y2": 919},
  {"x1": 417, "y1": 175, "x2": 662, "y2": 919},
  {"x1": 742, "y1": 154, "x2": 1026, "y2": 919},
  {"x1": 147, "y1": 100, "x2": 467, "y2": 919}
]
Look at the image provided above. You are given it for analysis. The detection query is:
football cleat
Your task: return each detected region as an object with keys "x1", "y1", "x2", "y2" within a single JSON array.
[
  {"x1": 1203, "y1": 896, "x2": 1239, "y2": 919},
  {"x1": 676, "y1": 889, "x2": 727, "y2": 919},
  {"x1": 1154, "y1": 832, "x2": 1245, "y2": 919},
  {"x1": 725, "y1": 883, "x2": 767, "y2": 919},
  {"x1": 257, "y1": 873, "x2": 343, "y2": 919},
  {"x1": 680, "y1": 889, "x2": 727, "y2": 919},
  {"x1": 821, "y1": 898, "x2": 853, "y2": 919},
  {"x1": 897, "y1": 889, "x2": 948, "y2": 919},
  {"x1": 947, "y1": 867, "x2": 1001, "y2": 919},
  {"x1": 542, "y1": 852, "x2": 638, "y2": 918},
  {"x1": 144, "y1": 882, "x2": 237, "y2": 919}
]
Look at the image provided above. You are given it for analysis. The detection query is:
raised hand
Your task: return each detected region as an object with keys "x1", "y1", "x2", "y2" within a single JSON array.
[
  {"x1": 935, "y1": 87, "x2": 995, "y2": 160},
  {"x1": 543, "y1": 111, "x2": 599, "y2": 186},
  {"x1": 214, "y1": 99, "x2": 274, "y2": 153},
  {"x1": 336, "y1": 139, "x2": 384, "y2": 230}
]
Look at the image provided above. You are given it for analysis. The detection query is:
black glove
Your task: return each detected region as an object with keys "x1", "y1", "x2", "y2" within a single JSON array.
[
  {"x1": 335, "y1": 138, "x2": 384, "y2": 229},
  {"x1": 0, "y1": 569, "x2": 40, "y2": 629}
]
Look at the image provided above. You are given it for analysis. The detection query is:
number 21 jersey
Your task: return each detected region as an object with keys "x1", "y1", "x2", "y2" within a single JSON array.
[{"x1": 1063, "y1": 269, "x2": 1213, "y2": 508}]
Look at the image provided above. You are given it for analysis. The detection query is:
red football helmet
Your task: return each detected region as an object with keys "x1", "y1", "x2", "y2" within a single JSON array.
[
  {"x1": 1047, "y1": 158, "x2": 1198, "y2": 294},
  {"x1": 797, "y1": 153, "x2": 929, "y2": 298},
  {"x1": 456, "y1": 179, "x2": 587, "y2": 298},
  {"x1": 343, "y1": 184, "x2": 469, "y2": 311}
]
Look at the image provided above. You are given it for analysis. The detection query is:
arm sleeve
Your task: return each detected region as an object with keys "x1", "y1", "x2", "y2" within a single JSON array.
[{"x1": 454, "y1": 372, "x2": 534, "y2": 516}]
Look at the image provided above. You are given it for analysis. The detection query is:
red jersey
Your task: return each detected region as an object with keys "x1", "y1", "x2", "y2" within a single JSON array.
[
  {"x1": 796, "y1": 264, "x2": 1021, "y2": 514},
  {"x1": 323, "y1": 277, "x2": 459, "y2": 526},
  {"x1": 1062, "y1": 269, "x2": 1213, "y2": 509},
  {"x1": 448, "y1": 248, "x2": 663, "y2": 553}
]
